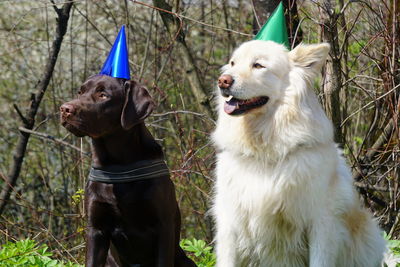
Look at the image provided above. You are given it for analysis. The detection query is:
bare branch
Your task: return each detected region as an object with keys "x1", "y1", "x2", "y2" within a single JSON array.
[
  {"x1": 18, "y1": 127, "x2": 89, "y2": 156},
  {"x1": 0, "y1": 2, "x2": 74, "y2": 216}
]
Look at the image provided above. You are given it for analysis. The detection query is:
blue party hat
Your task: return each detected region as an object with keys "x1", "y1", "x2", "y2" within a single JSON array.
[{"x1": 99, "y1": 25, "x2": 130, "y2": 79}]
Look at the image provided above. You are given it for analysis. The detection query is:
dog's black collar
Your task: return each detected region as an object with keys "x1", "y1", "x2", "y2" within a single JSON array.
[{"x1": 88, "y1": 159, "x2": 169, "y2": 183}]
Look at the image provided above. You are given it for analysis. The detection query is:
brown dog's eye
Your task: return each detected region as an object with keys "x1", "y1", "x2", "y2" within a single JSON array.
[
  {"x1": 99, "y1": 93, "x2": 108, "y2": 99},
  {"x1": 77, "y1": 90, "x2": 82, "y2": 95},
  {"x1": 253, "y1": 63, "x2": 265, "y2": 69},
  {"x1": 230, "y1": 61, "x2": 234, "y2": 66}
]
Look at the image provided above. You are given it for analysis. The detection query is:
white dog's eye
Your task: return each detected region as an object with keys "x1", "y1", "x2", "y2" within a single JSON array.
[
  {"x1": 253, "y1": 63, "x2": 265, "y2": 69},
  {"x1": 230, "y1": 61, "x2": 234, "y2": 66}
]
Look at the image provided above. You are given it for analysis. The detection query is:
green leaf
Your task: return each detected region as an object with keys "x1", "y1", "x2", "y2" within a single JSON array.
[{"x1": 180, "y1": 238, "x2": 216, "y2": 267}]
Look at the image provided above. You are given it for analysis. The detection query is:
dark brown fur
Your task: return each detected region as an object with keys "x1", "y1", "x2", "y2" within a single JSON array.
[{"x1": 60, "y1": 75, "x2": 196, "y2": 267}]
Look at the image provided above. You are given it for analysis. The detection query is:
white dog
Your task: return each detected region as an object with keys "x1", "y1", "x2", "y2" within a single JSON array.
[{"x1": 212, "y1": 40, "x2": 386, "y2": 267}]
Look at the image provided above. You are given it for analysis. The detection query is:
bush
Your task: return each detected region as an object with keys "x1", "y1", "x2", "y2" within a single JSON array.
[
  {"x1": 0, "y1": 239, "x2": 82, "y2": 267},
  {"x1": 180, "y1": 238, "x2": 216, "y2": 267},
  {"x1": 383, "y1": 233, "x2": 400, "y2": 267}
]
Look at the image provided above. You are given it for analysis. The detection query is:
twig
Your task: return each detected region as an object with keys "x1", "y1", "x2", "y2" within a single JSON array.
[
  {"x1": 18, "y1": 127, "x2": 89, "y2": 156},
  {"x1": 130, "y1": 0, "x2": 252, "y2": 37},
  {"x1": 131, "y1": 0, "x2": 184, "y2": 51},
  {"x1": 341, "y1": 84, "x2": 400, "y2": 127},
  {"x1": 354, "y1": 181, "x2": 390, "y2": 192},
  {"x1": 353, "y1": 119, "x2": 396, "y2": 182},
  {"x1": 139, "y1": 9, "x2": 155, "y2": 81},
  {"x1": 74, "y1": 6, "x2": 112, "y2": 46},
  {"x1": 152, "y1": 110, "x2": 216, "y2": 124},
  {"x1": 13, "y1": 104, "x2": 28, "y2": 126}
]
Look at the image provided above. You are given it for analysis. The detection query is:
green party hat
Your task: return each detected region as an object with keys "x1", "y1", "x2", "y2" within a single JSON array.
[{"x1": 254, "y1": 2, "x2": 290, "y2": 49}]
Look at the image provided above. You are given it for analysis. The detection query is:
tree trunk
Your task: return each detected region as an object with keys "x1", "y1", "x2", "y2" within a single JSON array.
[{"x1": 320, "y1": 0, "x2": 344, "y2": 145}]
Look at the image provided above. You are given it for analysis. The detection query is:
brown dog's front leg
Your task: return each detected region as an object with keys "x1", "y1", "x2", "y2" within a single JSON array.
[
  {"x1": 156, "y1": 219, "x2": 175, "y2": 267},
  {"x1": 86, "y1": 227, "x2": 111, "y2": 267}
]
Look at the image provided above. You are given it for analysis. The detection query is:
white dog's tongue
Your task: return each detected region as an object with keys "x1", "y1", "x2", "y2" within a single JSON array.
[{"x1": 224, "y1": 98, "x2": 239, "y2": 114}]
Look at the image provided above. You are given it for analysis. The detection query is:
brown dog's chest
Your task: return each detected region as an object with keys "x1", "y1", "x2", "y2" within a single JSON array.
[{"x1": 85, "y1": 180, "x2": 169, "y2": 228}]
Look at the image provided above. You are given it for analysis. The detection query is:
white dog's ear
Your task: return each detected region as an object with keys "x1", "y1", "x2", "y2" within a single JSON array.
[{"x1": 289, "y1": 43, "x2": 330, "y2": 71}]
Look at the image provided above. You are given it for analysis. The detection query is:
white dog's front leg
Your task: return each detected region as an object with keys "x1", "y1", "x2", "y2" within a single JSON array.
[
  {"x1": 215, "y1": 225, "x2": 238, "y2": 267},
  {"x1": 309, "y1": 216, "x2": 339, "y2": 267}
]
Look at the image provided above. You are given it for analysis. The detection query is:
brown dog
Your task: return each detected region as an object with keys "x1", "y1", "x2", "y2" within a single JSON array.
[{"x1": 60, "y1": 75, "x2": 196, "y2": 267}]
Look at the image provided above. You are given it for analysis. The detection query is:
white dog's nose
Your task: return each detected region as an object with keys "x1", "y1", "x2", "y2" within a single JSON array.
[{"x1": 218, "y1": 74, "x2": 234, "y2": 89}]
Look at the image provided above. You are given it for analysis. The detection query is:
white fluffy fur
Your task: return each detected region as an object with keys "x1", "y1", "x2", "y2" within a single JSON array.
[{"x1": 212, "y1": 40, "x2": 386, "y2": 267}]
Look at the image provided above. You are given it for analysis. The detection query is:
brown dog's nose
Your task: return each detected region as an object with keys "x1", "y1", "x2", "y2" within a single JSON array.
[
  {"x1": 218, "y1": 74, "x2": 234, "y2": 89},
  {"x1": 60, "y1": 103, "x2": 75, "y2": 116}
]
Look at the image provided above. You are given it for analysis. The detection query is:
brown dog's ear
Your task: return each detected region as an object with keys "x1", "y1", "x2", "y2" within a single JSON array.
[{"x1": 121, "y1": 80, "x2": 155, "y2": 130}]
